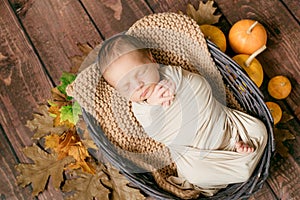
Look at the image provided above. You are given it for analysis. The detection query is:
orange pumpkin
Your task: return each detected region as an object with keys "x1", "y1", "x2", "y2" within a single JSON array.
[
  {"x1": 268, "y1": 75, "x2": 292, "y2": 99},
  {"x1": 265, "y1": 101, "x2": 282, "y2": 125},
  {"x1": 229, "y1": 19, "x2": 267, "y2": 54},
  {"x1": 200, "y1": 24, "x2": 227, "y2": 52},
  {"x1": 233, "y1": 54, "x2": 264, "y2": 87},
  {"x1": 232, "y1": 45, "x2": 266, "y2": 87}
]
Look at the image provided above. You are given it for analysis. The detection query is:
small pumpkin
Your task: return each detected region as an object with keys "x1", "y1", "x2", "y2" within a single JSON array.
[
  {"x1": 265, "y1": 101, "x2": 282, "y2": 125},
  {"x1": 229, "y1": 19, "x2": 267, "y2": 54},
  {"x1": 200, "y1": 24, "x2": 227, "y2": 52},
  {"x1": 233, "y1": 45, "x2": 266, "y2": 87},
  {"x1": 268, "y1": 75, "x2": 292, "y2": 99}
]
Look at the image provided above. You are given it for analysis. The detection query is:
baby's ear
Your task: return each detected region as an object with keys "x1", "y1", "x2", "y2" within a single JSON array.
[{"x1": 148, "y1": 51, "x2": 156, "y2": 63}]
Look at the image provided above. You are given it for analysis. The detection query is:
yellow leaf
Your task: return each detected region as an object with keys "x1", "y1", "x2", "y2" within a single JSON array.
[
  {"x1": 186, "y1": 0, "x2": 221, "y2": 25},
  {"x1": 46, "y1": 130, "x2": 93, "y2": 173},
  {"x1": 44, "y1": 134, "x2": 60, "y2": 150}
]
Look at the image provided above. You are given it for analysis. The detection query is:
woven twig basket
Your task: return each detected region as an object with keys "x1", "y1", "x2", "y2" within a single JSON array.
[{"x1": 74, "y1": 13, "x2": 275, "y2": 200}]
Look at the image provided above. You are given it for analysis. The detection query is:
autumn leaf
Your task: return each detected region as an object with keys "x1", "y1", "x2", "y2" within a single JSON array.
[
  {"x1": 26, "y1": 105, "x2": 69, "y2": 139},
  {"x1": 50, "y1": 87, "x2": 70, "y2": 107},
  {"x1": 48, "y1": 103, "x2": 74, "y2": 128},
  {"x1": 62, "y1": 165, "x2": 110, "y2": 200},
  {"x1": 60, "y1": 101, "x2": 82, "y2": 125},
  {"x1": 70, "y1": 43, "x2": 93, "y2": 74},
  {"x1": 102, "y1": 164, "x2": 145, "y2": 200},
  {"x1": 101, "y1": 0, "x2": 123, "y2": 20},
  {"x1": 15, "y1": 144, "x2": 75, "y2": 196},
  {"x1": 45, "y1": 130, "x2": 94, "y2": 173},
  {"x1": 57, "y1": 72, "x2": 76, "y2": 100},
  {"x1": 186, "y1": 0, "x2": 221, "y2": 25},
  {"x1": 279, "y1": 112, "x2": 294, "y2": 124},
  {"x1": 274, "y1": 128, "x2": 295, "y2": 157}
]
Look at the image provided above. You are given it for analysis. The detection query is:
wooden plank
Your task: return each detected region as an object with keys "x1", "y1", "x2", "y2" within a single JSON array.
[
  {"x1": 282, "y1": 0, "x2": 300, "y2": 22},
  {"x1": 248, "y1": 183, "x2": 277, "y2": 200},
  {"x1": 0, "y1": 0, "x2": 63, "y2": 199},
  {"x1": 214, "y1": 0, "x2": 300, "y2": 120},
  {"x1": 0, "y1": 125, "x2": 32, "y2": 200},
  {"x1": 10, "y1": 0, "x2": 102, "y2": 84},
  {"x1": 267, "y1": 154, "x2": 300, "y2": 199},
  {"x1": 213, "y1": 1, "x2": 300, "y2": 199},
  {"x1": 147, "y1": 0, "x2": 199, "y2": 13},
  {"x1": 80, "y1": 0, "x2": 153, "y2": 38}
]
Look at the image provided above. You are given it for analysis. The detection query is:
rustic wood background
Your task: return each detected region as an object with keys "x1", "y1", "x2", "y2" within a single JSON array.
[{"x1": 0, "y1": 0, "x2": 299, "y2": 199}]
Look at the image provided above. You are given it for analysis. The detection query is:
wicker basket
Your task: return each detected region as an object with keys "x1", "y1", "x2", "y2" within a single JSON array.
[{"x1": 73, "y1": 12, "x2": 275, "y2": 200}]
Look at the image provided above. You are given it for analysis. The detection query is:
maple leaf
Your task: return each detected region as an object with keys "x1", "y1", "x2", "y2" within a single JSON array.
[
  {"x1": 186, "y1": 0, "x2": 221, "y2": 25},
  {"x1": 15, "y1": 144, "x2": 75, "y2": 196},
  {"x1": 45, "y1": 130, "x2": 94, "y2": 173},
  {"x1": 26, "y1": 105, "x2": 69, "y2": 139},
  {"x1": 69, "y1": 43, "x2": 93, "y2": 74},
  {"x1": 48, "y1": 104, "x2": 74, "y2": 128},
  {"x1": 274, "y1": 128, "x2": 295, "y2": 157},
  {"x1": 62, "y1": 165, "x2": 110, "y2": 200},
  {"x1": 57, "y1": 72, "x2": 76, "y2": 101},
  {"x1": 102, "y1": 163, "x2": 145, "y2": 200},
  {"x1": 60, "y1": 101, "x2": 82, "y2": 125}
]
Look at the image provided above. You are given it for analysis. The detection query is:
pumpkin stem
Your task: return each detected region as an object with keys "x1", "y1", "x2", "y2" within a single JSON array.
[
  {"x1": 247, "y1": 21, "x2": 258, "y2": 34},
  {"x1": 245, "y1": 45, "x2": 267, "y2": 67}
]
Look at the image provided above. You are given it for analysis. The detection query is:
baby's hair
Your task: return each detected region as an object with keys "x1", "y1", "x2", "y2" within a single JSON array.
[{"x1": 97, "y1": 34, "x2": 149, "y2": 74}]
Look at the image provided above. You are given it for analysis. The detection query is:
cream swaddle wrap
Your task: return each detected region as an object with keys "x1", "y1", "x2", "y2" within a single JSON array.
[{"x1": 132, "y1": 65, "x2": 267, "y2": 195}]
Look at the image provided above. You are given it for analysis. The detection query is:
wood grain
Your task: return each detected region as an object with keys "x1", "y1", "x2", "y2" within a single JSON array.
[
  {"x1": 267, "y1": 154, "x2": 300, "y2": 199},
  {"x1": 248, "y1": 183, "x2": 277, "y2": 200},
  {"x1": 0, "y1": 0, "x2": 63, "y2": 199},
  {"x1": 0, "y1": 125, "x2": 32, "y2": 200},
  {"x1": 147, "y1": 0, "x2": 199, "y2": 13},
  {"x1": 81, "y1": 0, "x2": 152, "y2": 38},
  {"x1": 282, "y1": 0, "x2": 300, "y2": 22},
  {"x1": 214, "y1": 0, "x2": 300, "y2": 120},
  {"x1": 13, "y1": 0, "x2": 102, "y2": 84}
]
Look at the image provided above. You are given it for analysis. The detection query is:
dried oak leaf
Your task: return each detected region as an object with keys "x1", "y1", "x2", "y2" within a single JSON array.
[
  {"x1": 62, "y1": 165, "x2": 110, "y2": 200},
  {"x1": 186, "y1": 0, "x2": 221, "y2": 25},
  {"x1": 279, "y1": 112, "x2": 294, "y2": 124},
  {"x1": 26, "y1": 105, "x2": 69, "y2": 140},
  {"x1": 50, "y1": 87, "x2": 70, "y2": 107},
  {"x1": 102, "y1": 164, "x2": 145, "y2": 200},
  {"x1": 274, "y1": 128, "x2": 295, "y2": 157},
  {"x1": 100, "y1": 0, "x2": 123, "y2": 20},
  {"x1": 15, "y1": 144, "x2": 75, "y2": 196},
  {"x1": 70, "y1": 43, "x2": 93, "y2": 74},
  {"x1": 45, "y1": 130, "x2": 95, "y2": 174}
]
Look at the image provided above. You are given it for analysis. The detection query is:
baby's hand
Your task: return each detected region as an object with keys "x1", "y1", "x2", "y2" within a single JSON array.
[{"x1": 146, "y1": 79, "x2": 175, "y2": 107}]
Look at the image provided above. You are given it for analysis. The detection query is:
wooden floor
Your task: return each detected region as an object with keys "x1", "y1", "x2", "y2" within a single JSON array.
[{"x1": 0, "y1": 0, "x2": 299, "y2": 199}]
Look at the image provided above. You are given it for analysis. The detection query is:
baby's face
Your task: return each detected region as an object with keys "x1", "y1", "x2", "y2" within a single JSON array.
[{"x1": 103, "y1": 51, "x2": 160, "y2": 102}]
